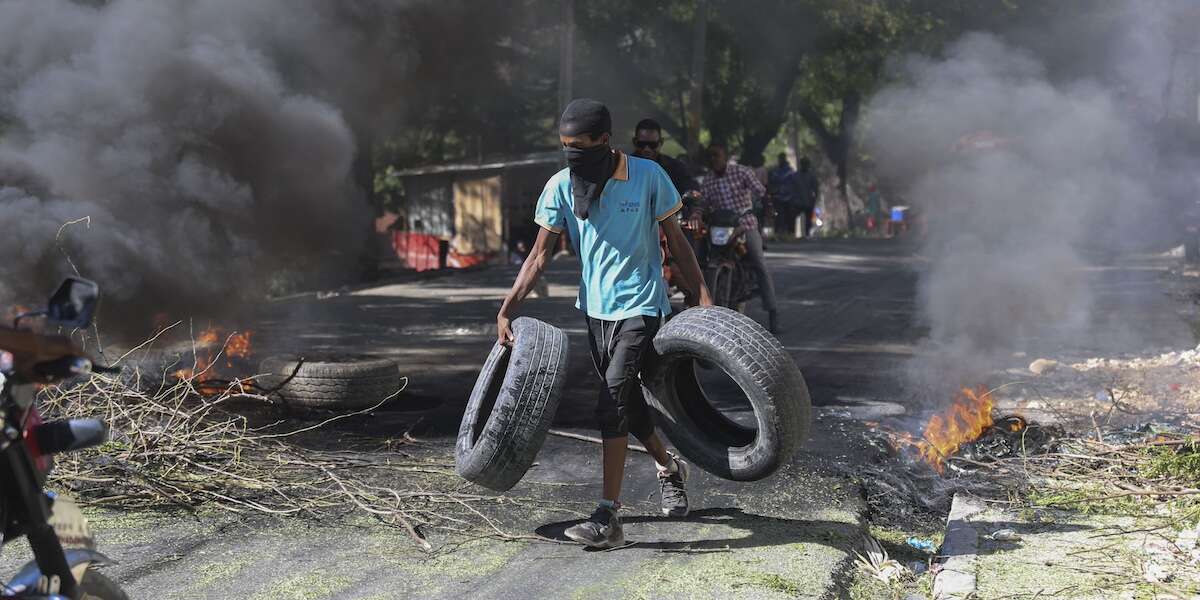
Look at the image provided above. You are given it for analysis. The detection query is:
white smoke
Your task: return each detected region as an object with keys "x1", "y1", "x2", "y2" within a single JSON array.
[{"x1": 865, "y1": 3, "x2": 1198, "y2": 397}]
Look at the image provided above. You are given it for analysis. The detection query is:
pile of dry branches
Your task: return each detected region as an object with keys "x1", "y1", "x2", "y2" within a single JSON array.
[
  {"x1": 860, "y1": 421, "x2": 1200, "y2": 529},
  {"x1": 983, "y1": 431, "x2": 1200, "y2": 510},
  {"x1": 37, "y1": 360, "x2": 514, "y2": 550}
]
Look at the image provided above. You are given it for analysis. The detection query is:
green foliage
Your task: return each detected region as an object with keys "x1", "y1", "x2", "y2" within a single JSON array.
[
  {"x1": 1027, "y1": 486, "x2": 1144, "y2": 515},
  {"x1": 1140, "y1": 440, "x2": 1200, "y2": 485},
  {"x1": 366, "y1": 0, "x2": 1055, "y2": 184}
]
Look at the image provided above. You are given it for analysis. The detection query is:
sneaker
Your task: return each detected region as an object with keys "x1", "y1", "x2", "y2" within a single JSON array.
[
  {"x1": 564, "y1": 504, "x2": 625, "y2": 548},
  {"x1": 658, "y1": 453, "x2": 690, "y2": 517}
]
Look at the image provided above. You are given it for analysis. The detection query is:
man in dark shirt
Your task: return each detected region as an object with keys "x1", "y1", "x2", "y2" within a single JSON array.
[
  {"x1": 632, "y1": 118, "x2": 706, "y2": 275},
  {"x1": 632, "y1": 119, "x2": 699, "y2": 204},
  {"x1": 794, "y1": 156, "x2": 821, "y2": 238},
  {"x1": 768, "y1": 153, "x2": 797, "y2": 237}
]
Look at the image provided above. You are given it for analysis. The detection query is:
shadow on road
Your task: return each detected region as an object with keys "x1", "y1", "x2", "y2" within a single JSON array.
[{"x1": 534, "y1": 507, "x2": 858, "y2": 553}]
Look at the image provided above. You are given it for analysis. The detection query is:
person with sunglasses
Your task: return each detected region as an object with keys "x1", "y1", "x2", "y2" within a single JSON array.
[
  {"x1": 632, "y1": 119, "x2": 707, "y2": 278},
  {"x1": 632, "y1": 119, "x2": 701, "y2": 206}
]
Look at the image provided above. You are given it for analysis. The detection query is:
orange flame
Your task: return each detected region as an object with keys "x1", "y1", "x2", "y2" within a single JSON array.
[
  {"x1": 173, "y1": 327, "x2": 255, "y2": 386},
  {"x1": 915, "y1": 386, "x2": 994, "y2": 473}
]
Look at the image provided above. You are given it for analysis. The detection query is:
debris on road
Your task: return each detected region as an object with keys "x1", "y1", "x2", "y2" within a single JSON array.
[
  {"x1": 855, "y1": 535, "x2": 908, "y2": 585},
  {"x1": 1028, "y1": 358, "x2": 1059, "y2": 375},
  {"x1": 906, "y1": 537, "x2": 937, "y2": 552},
  {"x1": 986, "y1": 528, "x2": 1021, "y2": 542}
]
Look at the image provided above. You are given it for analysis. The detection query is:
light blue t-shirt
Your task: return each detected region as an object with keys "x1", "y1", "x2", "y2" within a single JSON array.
[{"x1": 535, "y1": 151, "x2": 683, "y2": 321}]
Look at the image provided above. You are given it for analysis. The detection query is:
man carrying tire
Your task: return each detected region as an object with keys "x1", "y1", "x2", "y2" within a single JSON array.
[{"x1": 497, "y1": 99, "x2": 712, "y2": 549}]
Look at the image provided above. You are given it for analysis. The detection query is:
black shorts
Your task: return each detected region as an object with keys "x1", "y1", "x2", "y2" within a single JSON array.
[{"x1": 586, "y1": 314, "x2": 661, "y2": 440}]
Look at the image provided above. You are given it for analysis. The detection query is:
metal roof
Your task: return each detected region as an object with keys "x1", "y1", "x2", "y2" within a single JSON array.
[{"x1": 388, "y1": 151, "x2": 562, "y2": 177}]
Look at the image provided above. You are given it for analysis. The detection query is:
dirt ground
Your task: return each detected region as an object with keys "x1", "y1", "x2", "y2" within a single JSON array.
[{"x1": 7, "y1": 238, "x2": 1197, "y2": 598}]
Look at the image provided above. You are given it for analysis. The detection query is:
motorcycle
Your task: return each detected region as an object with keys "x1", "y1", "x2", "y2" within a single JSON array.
[
  {"x1": 701, "y1": 208, "x2": 758, "y2": 312},
  {"x1": 0, "y1": 278, "x2": 127, "y2": 599}
]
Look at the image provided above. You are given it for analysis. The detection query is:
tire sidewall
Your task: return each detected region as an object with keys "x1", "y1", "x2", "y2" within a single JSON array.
[{"x1": 645, "y1": 306, "x2": 810, "y2": 481}]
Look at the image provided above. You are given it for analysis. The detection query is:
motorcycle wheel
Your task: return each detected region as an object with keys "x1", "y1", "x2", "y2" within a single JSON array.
[
  {"x1": 707, "y1": 264, "x2": 735, "y2": 308},
  {"x1": 78, "y1": 570, "x2": 130, "y2": 600}
]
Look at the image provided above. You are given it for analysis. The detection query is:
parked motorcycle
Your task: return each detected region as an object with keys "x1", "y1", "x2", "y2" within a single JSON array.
[
  {"x1": 702, "y1": 208, "x2": 758, "y2": 312},
  {"x1": 0, "y1": 278, "x2": 127, "y2": 599}
]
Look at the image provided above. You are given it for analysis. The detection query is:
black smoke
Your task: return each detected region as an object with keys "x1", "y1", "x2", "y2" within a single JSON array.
[{"x1": 0, "y1": 0, "x2": 422, "y2": 338}]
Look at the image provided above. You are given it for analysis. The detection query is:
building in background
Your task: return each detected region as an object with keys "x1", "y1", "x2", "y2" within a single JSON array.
[{"x1": 375, "y1": 153, "x2": 561, "y2": 271}]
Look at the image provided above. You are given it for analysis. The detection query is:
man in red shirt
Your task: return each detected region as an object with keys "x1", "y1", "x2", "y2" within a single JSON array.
[{"x1": 697, "y1": 143, "x2": 780, "y2": 333}]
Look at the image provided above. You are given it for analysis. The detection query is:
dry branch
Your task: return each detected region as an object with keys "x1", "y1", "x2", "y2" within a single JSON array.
[{"x1": 39, "y1": 364, "x2": 512, "y2": 549}]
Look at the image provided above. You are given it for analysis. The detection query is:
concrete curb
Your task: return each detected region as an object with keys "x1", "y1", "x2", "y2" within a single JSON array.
[{"x1": 933, "y1": 493, "x2": 985, "y2": 600}]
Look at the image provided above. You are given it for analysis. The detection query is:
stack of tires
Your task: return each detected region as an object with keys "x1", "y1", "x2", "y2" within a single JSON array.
[{"x1": 455, "y1": 307, "x2": 810, "y2": 492}]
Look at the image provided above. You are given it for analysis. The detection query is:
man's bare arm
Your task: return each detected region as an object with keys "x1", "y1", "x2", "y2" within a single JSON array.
[
  {"x1": 497, "y1": 227, "x2": 560, "y2": 344},
  {"x1": 661, "y1": 216, "x2": 712, "y2": 308}
]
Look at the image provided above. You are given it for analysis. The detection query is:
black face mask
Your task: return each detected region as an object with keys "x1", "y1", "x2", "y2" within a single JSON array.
[{"x1": 564, "y1": 144, "x2": 615, "y2": 220}]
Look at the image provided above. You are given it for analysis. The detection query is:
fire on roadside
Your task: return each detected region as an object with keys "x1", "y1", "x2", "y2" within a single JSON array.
[
  {"x1": 915, "y1": 386, "x2": 995, "y2": 472},
  {"x1": 173, "y1": 327, "x2": 255, "y2": 388},
  {"x1": 881, "y1": 386, "x2": 1025, "y2": 474}
]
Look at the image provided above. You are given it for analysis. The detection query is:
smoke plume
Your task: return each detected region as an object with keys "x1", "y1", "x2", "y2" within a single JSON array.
[
  {"x1": 866, "y1": 3, "x2": 1199, "y2": 397},
  {"x1": 0, "y1": 0, "x2": 409, "y2": 337}
]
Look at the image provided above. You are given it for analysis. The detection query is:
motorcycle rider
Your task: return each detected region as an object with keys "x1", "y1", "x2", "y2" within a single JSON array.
[
  {"x1": 631, "y1": 118, "x2": 698, "y2": 202},
  {"x1": 497, "y1": 99, "x2": 712, "y2": 549},
  {"x1": 631, "y1": 118, "x2": 707, "y2": 274},
  {"x1": 697, "y1": 143, "x2": 780, "y2": 333}
]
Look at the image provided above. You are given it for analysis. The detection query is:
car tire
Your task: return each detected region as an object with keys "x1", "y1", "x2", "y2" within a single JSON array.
[
  {"x1": 456, "y1": 317, "x2": 569, "y2": 492},
  {"x1": 643, "y1": 306, "x2": 810, "y2": 481},
  {"x1": 258, "y1": 356, "x2": 402, "y2": 410}
]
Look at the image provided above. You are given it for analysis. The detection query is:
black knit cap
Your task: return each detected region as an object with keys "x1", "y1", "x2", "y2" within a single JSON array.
[{"x1": 559, "y1": 99, "x2": 612, "y2": 138}]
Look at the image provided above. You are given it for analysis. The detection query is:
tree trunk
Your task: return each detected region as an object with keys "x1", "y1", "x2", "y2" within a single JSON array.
[
  {"x1": 557, "y1": 0, "x2": 575, "y2": 115},
  {"x1": 353, "y1": 134, "x2": 380, "y2": 280},
  {"x1": 686, "y1": 0, "x2": 707, "y2": 159},
  {"x1": 787, "y1": 113, "x2": 801, "y2": 165},
  {"x1": 798, "y1": 89, "x2": 860, "y2": 230}
]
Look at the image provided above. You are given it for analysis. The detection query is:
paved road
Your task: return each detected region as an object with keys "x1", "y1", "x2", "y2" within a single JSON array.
[{"x1": 12, "y1": 239, "x2": 1192, "y2": 598}]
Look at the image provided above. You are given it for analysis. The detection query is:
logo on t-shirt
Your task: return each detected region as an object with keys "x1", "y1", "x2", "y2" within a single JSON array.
[{"x1": 618, "y1": 198, "x2": 642, "y2": 214}]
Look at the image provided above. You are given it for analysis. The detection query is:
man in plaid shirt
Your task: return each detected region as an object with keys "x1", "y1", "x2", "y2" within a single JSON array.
[{"x1": 695, "y1": 143, "x2": 780, "y2": 333}]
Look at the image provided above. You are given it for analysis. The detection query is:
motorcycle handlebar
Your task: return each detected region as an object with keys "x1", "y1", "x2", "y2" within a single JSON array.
[
  {"x1": 31, "y1": 356, "x2": 92, "y2": 381},
  {"x1": 0, "y1": 326, "x2": 95, "y2": 383}
]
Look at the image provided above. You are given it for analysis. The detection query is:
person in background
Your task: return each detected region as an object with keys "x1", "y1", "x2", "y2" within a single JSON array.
[
  {"x1": 794, "y1": 156, "x2": 821, "y2": 238},
  {"x1": 631, "y1": 119, "x2": 699, "y2": 202},
  {"x1": 698, "y1": 143, "x2": 780, "y2": 333},
  {"x1": 768, "y1": 153, "x2": 797, "y2": 239},
  {"x1": 632, "y1": 118, "x2": 706, "y2": 276},
  {"x1": 509, "y1": 240, "x2": 528, "y2": 265},
  {"x1": 865, "y1": 183, "x2": 884, "y2": 237},
  {"x1": 508, "y1": 239, "x2": 550, "y2": 297},
  {"x1": 743, "y1": 154, "x2": 771, "y2": 238}
]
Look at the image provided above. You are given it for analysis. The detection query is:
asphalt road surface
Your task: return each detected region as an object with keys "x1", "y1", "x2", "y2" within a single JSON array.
[{"x1": 6, "y1": 238, "x2": 1192, "y2": 599}]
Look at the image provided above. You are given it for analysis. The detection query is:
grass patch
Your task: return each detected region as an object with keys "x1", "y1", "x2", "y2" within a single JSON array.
[
  {"x1": 248, "y1": 571, "x2": 353, "y2": 600},
  {"x1": 738, "y1": 572, "x2": 802, "y2": 596},
  {"x1": 1140, "y1": 440, "x2": 1200, "y2": 484},
  {"x1": 1027, "y1": 485, "x2": 1144, "y2": 515},
  {"x1": 845, "y1": 570, "x2": 894, "y2": 600}
]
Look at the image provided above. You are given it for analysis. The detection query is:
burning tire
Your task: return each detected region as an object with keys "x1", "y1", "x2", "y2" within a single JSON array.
[
  {"x1": 643, "y1": 306, "x2": 810, "y2": 481},
  {"x1": 456, "y1": 317, "x2": 568, "y2": 492},
  {"x1": 258, "y1": 356, "x2": 402, "y2": 410}
]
